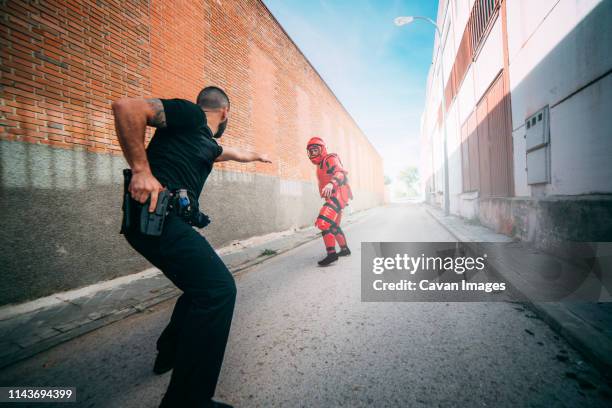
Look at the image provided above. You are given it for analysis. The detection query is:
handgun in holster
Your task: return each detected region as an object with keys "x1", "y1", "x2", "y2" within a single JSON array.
[
  {"x1": 120, "y1": 168, "x2": 170, "y2": 237},
  {"x1": 140, "y1": 189, "x2": 169, "y2": 236}
]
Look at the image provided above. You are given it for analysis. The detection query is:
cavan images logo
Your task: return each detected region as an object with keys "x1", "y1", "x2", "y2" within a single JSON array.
[
  {"x1": 371, "y1": 252, "x2": 506, "y2": 293},
  {"x1": 360, "y1": 243, "x2": 519, "y2": 302}
]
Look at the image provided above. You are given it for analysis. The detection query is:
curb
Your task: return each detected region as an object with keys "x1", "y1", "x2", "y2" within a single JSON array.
[
  {"x1": 1, "y1": 288, "x2": 180, "y2": 370},
  {"x1": 425, "y1": 205, "x2": 612, "y2": 378}
]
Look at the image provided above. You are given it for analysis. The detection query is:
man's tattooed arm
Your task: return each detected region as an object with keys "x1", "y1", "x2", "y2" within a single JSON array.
[
  {"x1": 112, "y1": 97, "x2": 166, "y2": 208},
  {"x1": 112, "y1": 97, "x2": 165, "y2": 172},
  {"x1": 145, "y1": 98, "x2": 167, "y2": 128}
]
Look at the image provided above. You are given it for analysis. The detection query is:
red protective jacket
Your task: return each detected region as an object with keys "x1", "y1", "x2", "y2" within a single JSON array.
[{"x1": 317, "y1": 153, "x2": 353, "y2": 207}]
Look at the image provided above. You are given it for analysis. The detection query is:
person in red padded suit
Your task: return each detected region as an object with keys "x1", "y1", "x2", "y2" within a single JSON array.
[{"x1": 306, "y1": 137, "x2": 353, "y2": 266}]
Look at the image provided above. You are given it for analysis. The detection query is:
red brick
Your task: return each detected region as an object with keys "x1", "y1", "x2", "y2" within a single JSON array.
[{"x1": 0, "y1": 0, "x2": 383, "y2": 194}]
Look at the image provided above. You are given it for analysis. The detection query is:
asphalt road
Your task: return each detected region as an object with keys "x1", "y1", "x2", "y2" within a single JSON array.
[{"x1": 1, "y1": 204, "x2": 610, "y2": 407}]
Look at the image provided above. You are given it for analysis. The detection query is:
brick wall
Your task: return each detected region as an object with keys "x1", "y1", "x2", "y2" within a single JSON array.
[
  {"x1": 0, "y1": 0, "x2": 384, "y2": 194},
  {"x1": 0, "y1": 0, "x2": 384, "y2": 305}
]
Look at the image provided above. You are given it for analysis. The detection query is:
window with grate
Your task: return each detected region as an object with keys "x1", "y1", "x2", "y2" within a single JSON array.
[
  {"x1": 440, "y1": 0, "x2": 501, "y2": 120},
  {"x1": 469, "y1": 0, "x2": 501, "y2": 53}
]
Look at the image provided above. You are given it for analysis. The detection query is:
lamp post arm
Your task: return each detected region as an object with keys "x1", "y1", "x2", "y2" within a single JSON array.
[{"x1": 410, "y1": 16, "x2": 441, "y2": 36}]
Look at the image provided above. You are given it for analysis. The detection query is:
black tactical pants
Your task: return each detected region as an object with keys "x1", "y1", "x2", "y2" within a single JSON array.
[{"x1": 124, "y1": 213, "x2": 236, "y2": 408}]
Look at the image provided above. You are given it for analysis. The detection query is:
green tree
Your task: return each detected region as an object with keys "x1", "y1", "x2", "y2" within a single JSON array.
[{"x1": 398, "y1": 166, "x2": 419, "y2": 196}]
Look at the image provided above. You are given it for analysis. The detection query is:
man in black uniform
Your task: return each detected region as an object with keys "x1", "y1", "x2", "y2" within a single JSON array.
[{"x1": 112, "y1": 86, "x2": 271, "y2": 408}]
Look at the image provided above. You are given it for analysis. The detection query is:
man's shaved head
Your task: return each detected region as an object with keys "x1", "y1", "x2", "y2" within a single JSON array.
[{"x1": 196, "y1": 86, "x2": 230, "y2": 110}]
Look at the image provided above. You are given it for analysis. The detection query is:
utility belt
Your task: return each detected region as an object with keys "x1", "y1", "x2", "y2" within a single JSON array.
[{"x1": 120, "y1": 169, "x2": 210, "y2": 237}]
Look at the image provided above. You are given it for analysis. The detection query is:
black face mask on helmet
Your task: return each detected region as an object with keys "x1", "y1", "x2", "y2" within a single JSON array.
[{"x1": 213, "y1": 118, "x2": 227, "y2": 139}]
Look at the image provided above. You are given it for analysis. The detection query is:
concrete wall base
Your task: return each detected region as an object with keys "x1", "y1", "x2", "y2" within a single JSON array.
[{"x1": 477, "y1": 195, "x2": 612, "y2": 256}]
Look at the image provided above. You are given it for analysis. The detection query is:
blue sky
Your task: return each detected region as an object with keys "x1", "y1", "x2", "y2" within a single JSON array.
[{"x1": 263, "y1": 0, "x2": 439, "y2": 180}]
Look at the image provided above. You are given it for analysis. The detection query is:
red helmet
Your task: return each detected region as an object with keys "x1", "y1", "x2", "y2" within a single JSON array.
[{"x1": 307, "y1": 137, "x2": 327, "y2": 164}]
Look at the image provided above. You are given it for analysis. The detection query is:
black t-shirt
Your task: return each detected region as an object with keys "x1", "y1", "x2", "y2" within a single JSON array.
[{"x1": 146, "y1": 99, "x2": 223, "y2": 201}]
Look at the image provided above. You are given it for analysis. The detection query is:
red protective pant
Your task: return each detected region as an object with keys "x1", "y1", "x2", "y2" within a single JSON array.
[{"x1": 315, "y1": 198, "x2": 347, "y2": 253}]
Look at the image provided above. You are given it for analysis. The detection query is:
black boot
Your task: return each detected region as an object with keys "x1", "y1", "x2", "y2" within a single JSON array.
[
  {"x1": 153, "y1": 351, "x2": 174, "y2": 375},
  {"x1": 318, "y1": 252, "x2": 339, "y2": 266},
  {"x1": 338, "y1": 247, "x2": 351, "y2": 257}
]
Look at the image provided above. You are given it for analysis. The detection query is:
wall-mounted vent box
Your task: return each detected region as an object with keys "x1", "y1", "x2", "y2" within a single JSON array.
[
  {"x1": 525, "y1": 106, "x2": 550, "y2": 185},
  {"x1": 525, "y1": 106, "x2": 549, "y2": 150}
]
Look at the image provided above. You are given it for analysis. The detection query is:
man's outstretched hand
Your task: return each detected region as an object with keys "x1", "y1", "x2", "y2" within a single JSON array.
[
  {"x1": 129, "y1": 169, "x2": 165, "y2": 212},
  {"x1": 215, "y1": 146, "x2": 273, "y2": 164}
]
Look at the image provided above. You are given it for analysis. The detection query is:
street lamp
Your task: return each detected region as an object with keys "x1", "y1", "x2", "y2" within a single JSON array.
[{"x1": 394, "y1": 15, "x2": 451, "y2": 216}]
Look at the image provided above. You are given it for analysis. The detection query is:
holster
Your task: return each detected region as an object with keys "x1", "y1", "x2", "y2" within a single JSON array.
[
  {"x1": 140, "y1": 189, "x2": 170, "y2": 236},
  {"x1": 120, "y1": 168, "x2": 170, "y2": 237}
]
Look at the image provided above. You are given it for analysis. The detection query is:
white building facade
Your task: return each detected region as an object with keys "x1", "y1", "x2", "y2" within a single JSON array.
[{"x1": 421, "y1": 0, "x2": 612, "y2": 248}]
